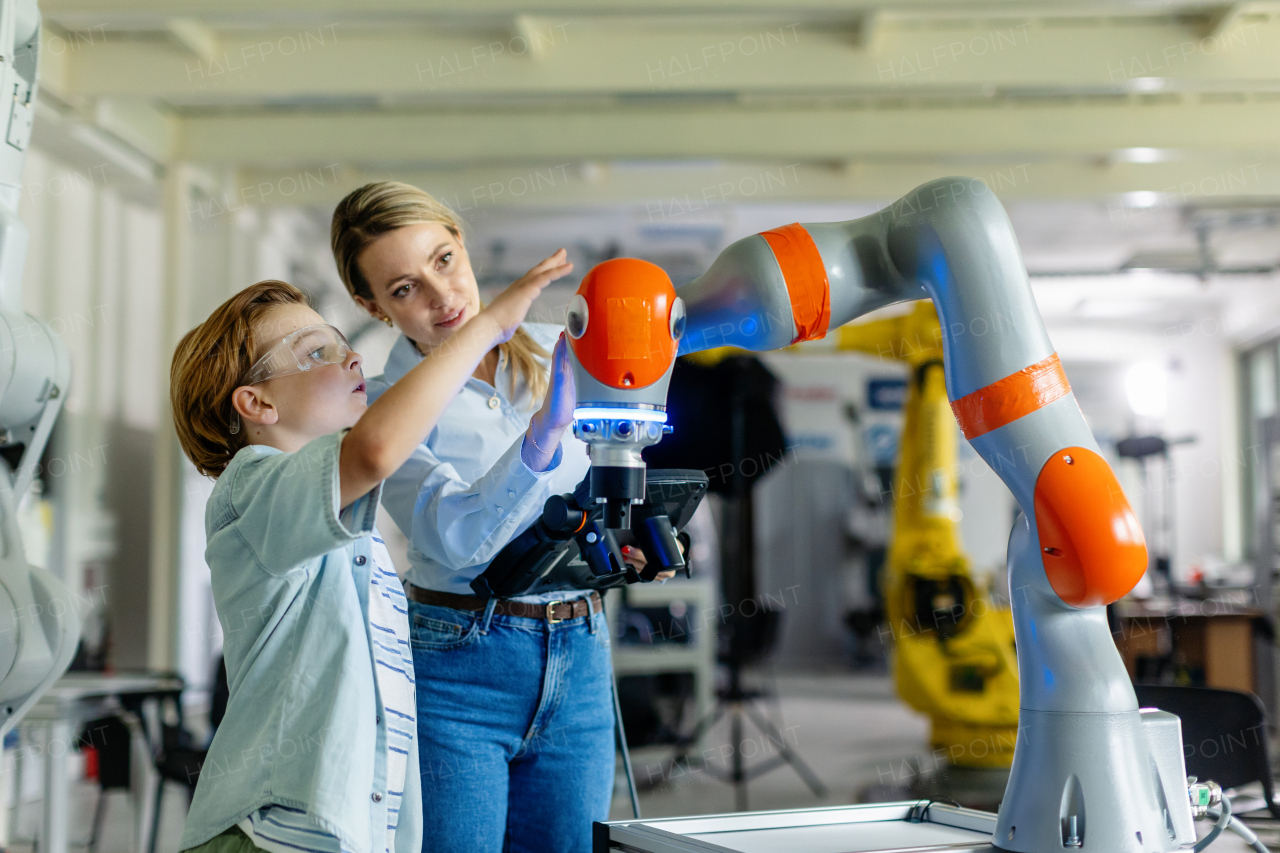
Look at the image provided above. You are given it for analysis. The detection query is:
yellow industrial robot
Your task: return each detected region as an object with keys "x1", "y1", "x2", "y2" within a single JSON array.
[
  {"x1": 687, "y1": 303, "x2": 1018, "y2": 766},
  {"x1": 837, "y1": 301, "x2": 1019, "y2": 768}
]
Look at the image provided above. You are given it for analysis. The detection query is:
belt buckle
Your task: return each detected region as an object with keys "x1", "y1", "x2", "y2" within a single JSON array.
[{"x1": 545, "y1": 600, "x2": 564, "y2": 624}]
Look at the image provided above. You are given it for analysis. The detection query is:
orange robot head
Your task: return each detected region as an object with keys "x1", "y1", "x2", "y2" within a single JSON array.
[{"x1": 566, "y1": 258, "x2": 684, "y2": 393}]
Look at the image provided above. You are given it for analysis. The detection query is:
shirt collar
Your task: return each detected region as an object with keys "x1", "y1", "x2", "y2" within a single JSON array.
[
  {"x1": 382, "y1": 333, "x2": 423, "y2": 385},
  {"x1": 382, "y1": 332, "x2": 512, "y2": 396}
]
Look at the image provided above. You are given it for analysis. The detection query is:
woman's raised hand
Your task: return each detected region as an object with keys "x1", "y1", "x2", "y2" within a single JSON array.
[
  {"x1": 477, "y1": 248, "x2": 574, "y2": 346},
  {"x1": 537, "y1": 333, "x2": 576, "y2": 432},
  {"x1": 522, "y1": 333, "x2": 577, "y2": 472}
]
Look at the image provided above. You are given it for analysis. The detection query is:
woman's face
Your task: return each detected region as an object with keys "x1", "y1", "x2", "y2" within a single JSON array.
[{"x1": 354, "y1": 222, "x2": 482, "y2": 351}]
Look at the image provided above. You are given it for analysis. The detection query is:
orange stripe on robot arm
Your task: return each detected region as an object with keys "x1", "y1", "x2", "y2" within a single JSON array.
[
  {"x1": 949, "y1": 353, "x2": 1071, "y2": 440},
  {"x1": 759, "y1": 223, "x2": 831, "y2": 344},
  {"x1": 1033, "y1": 447, "x2": 1148, "y2": 607}
]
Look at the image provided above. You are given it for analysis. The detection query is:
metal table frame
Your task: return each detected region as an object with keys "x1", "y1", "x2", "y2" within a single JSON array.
[
  {"x1": 13, "y1": 672, "x2": 184, "y2": 853},
  {"x1": 595, "y1": 800, "x2": 998, "y2": 853}
]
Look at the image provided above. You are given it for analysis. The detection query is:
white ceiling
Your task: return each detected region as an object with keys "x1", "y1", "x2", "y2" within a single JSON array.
[
  {"x1": 25, "y1": 0, "x2": 1280, "y2": 362},
  {"x1": 31, "y1": 0, "x2": 1280, "y2": 200}
]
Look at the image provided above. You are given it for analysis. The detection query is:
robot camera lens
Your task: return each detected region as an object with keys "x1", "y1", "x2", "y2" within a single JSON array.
[
  {"x1": 669, "y1": 297, "x2": 686, "y2": 342},
  {"x1": 567, "y1": 294, "x2": 589, "y2": 339}
]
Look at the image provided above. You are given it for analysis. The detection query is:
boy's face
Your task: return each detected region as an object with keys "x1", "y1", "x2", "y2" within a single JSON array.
[{"x1": 242, "y1": 304, "x2": 367, "y2": 443}]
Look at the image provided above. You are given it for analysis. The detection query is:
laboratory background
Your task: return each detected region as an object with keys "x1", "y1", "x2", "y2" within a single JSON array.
[{"x1": 0, "y1": 2, "x2": 1278, "y2": 853}]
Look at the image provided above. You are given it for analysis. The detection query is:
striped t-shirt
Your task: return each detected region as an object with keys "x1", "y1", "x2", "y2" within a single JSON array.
[
  {"x1": 366, "y1": 531, "x2": 416, "y2": 849},
  {"x1": 237, "y1": 529, "x2": 417, "y2": 853}
]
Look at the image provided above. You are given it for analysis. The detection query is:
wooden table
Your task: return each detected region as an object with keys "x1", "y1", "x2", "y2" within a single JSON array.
[{"x1": 1111, "y1": 597, "x2": 1266, "y2": 693}]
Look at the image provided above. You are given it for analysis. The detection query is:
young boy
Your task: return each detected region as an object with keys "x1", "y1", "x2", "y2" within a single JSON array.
[{"x1": 170, "y1": 252, "x2": 572, "y2": 853}]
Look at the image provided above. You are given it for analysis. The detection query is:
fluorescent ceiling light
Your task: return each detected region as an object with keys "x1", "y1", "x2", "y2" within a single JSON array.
[
  {"x1": 1120, "y1": 191, "x2": 1164, "y2": 208},
  {"x1": 1113, "y1": 147, "x2": 1167, "y2": 164},
  {"x1": 1076, "y1": 299, "x2": 1161, "y2": 319},
  {"x1": 1128, "y1": 77, "x2": 1167, "y2": 92}
]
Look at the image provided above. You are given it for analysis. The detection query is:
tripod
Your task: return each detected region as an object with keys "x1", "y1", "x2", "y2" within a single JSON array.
[
  {"x1": 654, "y1": 477, "x2": 827, "y2": 810},
  {"x1": 639, "y1": 355, "x2": 827, "y2": 809},
  {"x1": 671, "y1": 628, "x2": 828, "y2": 811}
]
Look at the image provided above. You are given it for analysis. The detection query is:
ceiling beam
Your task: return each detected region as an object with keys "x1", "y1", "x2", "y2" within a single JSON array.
[
  {"x1": 174, "y1": 99, "x2": 1280, "y2": 166},
  {"x1": 206, "y1": 159, "x2": 1280, "y2": 215},
  {"x1": 46, "y1": 16, "x2": 1280, "y2": 102},
  {"x1": 166, "y1": 18, "x2": 219, "y2": 64},
  {"x1": 35, "y1": 0, "x2": 1264, "y2": 22}
]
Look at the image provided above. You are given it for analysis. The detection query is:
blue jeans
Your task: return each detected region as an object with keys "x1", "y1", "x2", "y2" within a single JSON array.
[{"x1": 408, "y1": 598, "x2": 615, "y2": 853}]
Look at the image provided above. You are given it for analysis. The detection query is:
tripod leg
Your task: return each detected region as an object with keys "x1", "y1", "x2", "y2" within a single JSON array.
[
  {"x1": 731, "y1": 703, "x2": 746, "y2": 812},
  {"x1": 610, "y1": 669, "x2": 641, "y2": 819},
  {"x1": 634, "y1": 700, "x2": 729, "y2": 794},
  {"x1": 659, "y1": 701, "x2": 726, "y2": 778},
  {"x1": 741, "y1": 702, "x2": 828, "y2": 798},
  {"x1": 88, "y1": 788, "x2": 106, "y2": 852},
  {"x1": 673, "y1": 694, "x2": 727, "y2": 753}
]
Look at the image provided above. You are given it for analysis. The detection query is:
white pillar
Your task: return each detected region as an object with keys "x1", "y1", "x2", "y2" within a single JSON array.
[
  {"x1": 39, "y1": 719, "x2": 70, "y2": 853},
  {"x1": 148, "y1": 165, "x2": 196, "y2": 672}
]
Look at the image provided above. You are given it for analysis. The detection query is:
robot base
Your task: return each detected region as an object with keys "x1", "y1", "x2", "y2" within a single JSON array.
[{"x1": 994, "y1": 708, "x2": 1193, "y2": 853}]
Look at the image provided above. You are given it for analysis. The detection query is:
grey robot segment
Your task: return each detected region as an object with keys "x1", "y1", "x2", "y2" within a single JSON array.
[{"x1": 676, "y1": 233, "x2": 798, "y2": 355}]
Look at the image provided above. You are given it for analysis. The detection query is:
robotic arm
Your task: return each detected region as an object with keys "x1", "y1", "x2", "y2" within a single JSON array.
[
  {"x1": 567, "y1": 177, "x2": 1196, "y2": 852},
  {"x1": 0, "y1": 0, "x2": 80, "y2": 739}
]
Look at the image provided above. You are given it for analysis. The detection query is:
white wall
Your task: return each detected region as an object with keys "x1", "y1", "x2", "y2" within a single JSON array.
[
  {"x1": 1046, "y1": 316, "x2": 1232, "y2": 585},
  {"x1": 11, "y1": 142, "x2": 374, "y2": 704},
  {"x1": 17, "y1": 147, "x2": 165, "y2": 669},
  {"x1": 12, "y1": 134, "x2": 1262, "y2": 690}
]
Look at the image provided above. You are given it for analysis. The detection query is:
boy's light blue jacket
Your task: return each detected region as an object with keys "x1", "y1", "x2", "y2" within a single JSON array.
[{"x1": 179, "y1": 430, "x2": 421, "y2": 853}]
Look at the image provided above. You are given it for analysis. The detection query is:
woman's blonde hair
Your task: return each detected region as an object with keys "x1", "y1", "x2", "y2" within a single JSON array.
[
  {"x1": 331, "y1": 181, "x2": 549, "y2": 405},
  {"x1": 171, "y1": 280, "x2": 308, "y2": 477}
]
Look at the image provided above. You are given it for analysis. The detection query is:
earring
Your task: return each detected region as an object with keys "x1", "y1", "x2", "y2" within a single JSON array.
[{"x1": 382, "y1": 316, "x2": 393, "y2": 328}]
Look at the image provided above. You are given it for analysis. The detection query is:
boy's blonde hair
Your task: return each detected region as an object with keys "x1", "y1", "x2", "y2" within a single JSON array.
[
  {"x1": 331, "y1": 181, "x2": 548, "y2": 404},
  {"x1": 171, "y1": 280, "x2": 308, "y2": 477}
]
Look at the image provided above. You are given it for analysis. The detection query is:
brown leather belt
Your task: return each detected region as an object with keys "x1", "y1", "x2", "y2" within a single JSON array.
[{"x1": 406, "y1": 585, "x2": 601, "y2": 624}]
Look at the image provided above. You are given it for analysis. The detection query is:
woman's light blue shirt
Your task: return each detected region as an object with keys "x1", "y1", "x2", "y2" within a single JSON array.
[
  {"x1": 179, "y1": 430, "x2": 421, "y2": 853},
  {"x1": 366, "y1": 323, "x2": 592, "y2": 601}
]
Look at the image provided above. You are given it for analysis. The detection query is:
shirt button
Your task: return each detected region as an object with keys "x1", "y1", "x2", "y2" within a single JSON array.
[
  {"x1": 355, "y1": 555, "x2": 366, "y2": 565},
  {"x1": 372, "y1": 793, "x2": 382, "y2": 803},
  {"x1": 507, "y1": 489, "x2": 516, "y2": 498},
  {"x1": 488, "y1": 396, "x2": 500, "y2": 409}
]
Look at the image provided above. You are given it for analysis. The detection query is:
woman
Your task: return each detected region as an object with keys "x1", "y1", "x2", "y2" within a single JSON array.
[{"x1": 330, "y1": 182, "x2": 666, "y2": 853}]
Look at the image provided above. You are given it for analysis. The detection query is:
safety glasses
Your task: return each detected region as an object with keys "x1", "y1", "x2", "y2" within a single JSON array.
[{"x1": 230, "y1": 324, "x2": 353, "y2": 435}]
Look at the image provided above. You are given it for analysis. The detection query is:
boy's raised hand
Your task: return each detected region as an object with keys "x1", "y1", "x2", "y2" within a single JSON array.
[
  {"x1": 342, "y1": 248, "x2": 572, "y2": 506},
  {"x1": 480, "y1": 248, "x2": 574, "y2": 345}
]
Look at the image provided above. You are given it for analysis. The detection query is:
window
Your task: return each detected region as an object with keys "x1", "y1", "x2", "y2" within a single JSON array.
[{"x1": 1240, "y1": 342, "x2": 1280, "y2": 558}]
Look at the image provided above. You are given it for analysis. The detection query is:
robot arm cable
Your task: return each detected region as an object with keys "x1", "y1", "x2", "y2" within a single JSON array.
[
  {"x1": 1226, "y1": 815, "x2": 1269, "y2": 853},
  {"x1": 1194, "y1": 793, "x2": 1270, "y2": 853},
  {"x1": 1194, "y1": 791, "x2": 1232, "y2": 853}
]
